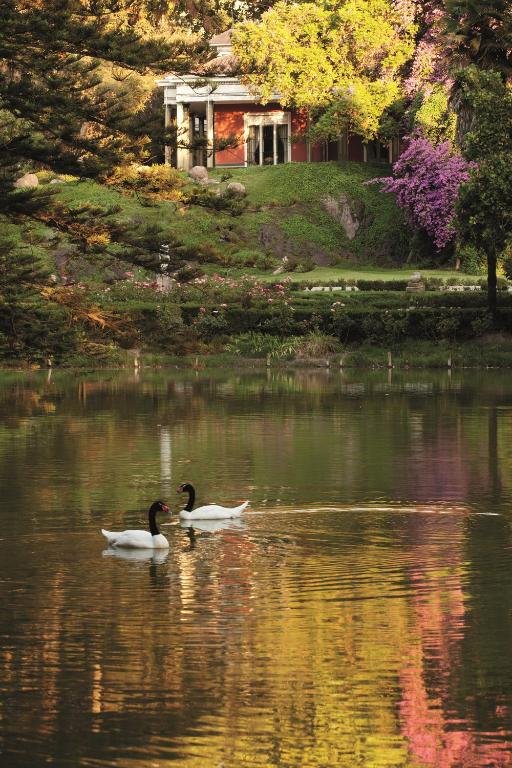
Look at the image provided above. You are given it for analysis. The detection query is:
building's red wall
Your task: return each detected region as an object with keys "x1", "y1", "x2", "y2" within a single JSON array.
[
  {"x1": 290, "y1": 109, "x2": 335, "y2": 163},
  {"x1": 214, "y1": 104, "x2": 245, "y2": 165},
  {"x1": 347, "y1": 135, "x2": 364, "y2": 162},
  {"x1": 214, "y1": 103, "x2": 286, "y2": 166},
  {"x1": 311, "y1": 143, "x2": 324, "y2": 162},
  {"x1": 212, "y1": 104, "x2": 381, "y2": 166}
]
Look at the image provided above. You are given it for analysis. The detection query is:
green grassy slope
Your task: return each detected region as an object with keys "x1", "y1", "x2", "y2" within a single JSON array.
[
  {"x1": 210, "y1": 162, "x2": 411, "y2": 266},
  {"x1": 3, "y1": 162, "x2": 420, "y2": 282}
]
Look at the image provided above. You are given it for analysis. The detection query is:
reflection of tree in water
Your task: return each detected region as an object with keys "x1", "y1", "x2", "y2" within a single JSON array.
[
  {"x1": 3, "y1": 494, "x2": 512, "y2": 766},
  {"x1": 399, "y1": 513, "x2": 512, "y2": 768}
]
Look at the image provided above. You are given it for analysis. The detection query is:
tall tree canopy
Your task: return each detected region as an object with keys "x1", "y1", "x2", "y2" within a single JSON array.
[
  {"x1": 444, "y1": 0, "x2": 512, "y2": 77},
  {"x1": 0, "y1": 0, "x2": 204, "y2": 191},
  {"x1": 454, "y1": 68, "x2": 512, "y2": 316},
  {"x1": 173, "y1": 0, "x2": 277, "y2": 33},
  {"x1": 232, "y1": 0, "x2": 416, "y2": 140}
]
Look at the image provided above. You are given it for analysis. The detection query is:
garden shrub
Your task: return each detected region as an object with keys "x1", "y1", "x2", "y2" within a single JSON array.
[
  {"x1": 458, "y1": 244, "x2": 486, "y2": 275},
  {"x1": 355, "y1": 279, "x2": 407, "y2": 291},
  {"x1": 175, "y1": 264, "x2": 205, "y2": 282},
  {"x1": 293, "y1": 331, "x2": 340, "y2": 357},
  {"x1": 187, "y1": 187, "x2": 248, "y2": 216},
  {"x1": 193, "y1": 310, "x2": 229, "y2": 340},
  {"x1": 177, "y1": 300, "x2": 512, "y2": 346},
  {"x1": 227, "y1": 332, "x2": 298, "y2": 359},
  {"x1": 107, "y1": 164, "x2": 185, "y2": 201}
]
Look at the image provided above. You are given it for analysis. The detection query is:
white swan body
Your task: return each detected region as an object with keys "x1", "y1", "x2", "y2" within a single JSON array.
[
  {"x1": 180, "y1": 501, "x2": 249, "y2": 521},
  {"x1": 101, "y1": 501, "x2": 170, "y2": 549},
  {"x1": 101, "y1": 529, "x2": 169, "y2": 549},
  {"x1": 177, "y1": 483, "x2": 249, "y2": 520}
]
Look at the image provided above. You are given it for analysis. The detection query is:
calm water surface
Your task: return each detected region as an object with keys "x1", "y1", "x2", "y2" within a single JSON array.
[{"x1": 2, "y1": 368, "x2": 512, "y2": 767}]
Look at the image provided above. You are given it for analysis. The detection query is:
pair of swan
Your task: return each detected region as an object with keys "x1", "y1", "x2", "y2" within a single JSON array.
[{"x1": 101, "y1": 484, "x2": 249, "y2": 549}]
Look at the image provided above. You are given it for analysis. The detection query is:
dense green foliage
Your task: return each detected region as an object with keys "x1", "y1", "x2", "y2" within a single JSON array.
[
  {"x1": 232, "y1": 0, "x2": 415, "y2": 139},
  {"x1": 444, "y1": 0, "x2": 512, "y2": 77},
  {"x1": 453, "y1": 69, "x2": 512, "y2": 316}
]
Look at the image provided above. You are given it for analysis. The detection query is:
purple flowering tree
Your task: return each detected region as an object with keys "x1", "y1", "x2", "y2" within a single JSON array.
[{"x1": 377, "y1": 137, "x2": 473, "y2": 252}]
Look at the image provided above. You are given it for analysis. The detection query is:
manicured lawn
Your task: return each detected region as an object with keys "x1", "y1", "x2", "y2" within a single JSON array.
[{"x1": 204, "y1": 264, "x2": 474, "y2": 283}]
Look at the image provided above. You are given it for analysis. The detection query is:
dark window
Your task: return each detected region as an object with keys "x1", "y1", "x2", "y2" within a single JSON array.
[
  {"x1": 277, "y1": 125, "x2": 288, "y2": 164},
  {"x1": 263, "y1": 125, "x2": 274, "y2": 164},
  {"x1": 366, "y1": 140, "x2": 390, "y2": 163}
]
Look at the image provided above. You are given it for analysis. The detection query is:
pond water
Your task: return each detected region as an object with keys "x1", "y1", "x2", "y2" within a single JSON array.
[{"x1": 2, "y1": 367, "x2": 512, "y2": 768}]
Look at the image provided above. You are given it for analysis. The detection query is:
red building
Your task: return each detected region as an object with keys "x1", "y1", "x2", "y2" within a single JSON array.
[{"x1": 158, "y1": 31, "x2": 398, "y2": 170}]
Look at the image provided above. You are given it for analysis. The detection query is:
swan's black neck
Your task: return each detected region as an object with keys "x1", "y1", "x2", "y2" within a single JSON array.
[
  {"x1": 184, "y1": 485, "x2": 195, "y2": 512},
  {"x1": 148, "y1": 505, "x2": 160, "y2": 536}
]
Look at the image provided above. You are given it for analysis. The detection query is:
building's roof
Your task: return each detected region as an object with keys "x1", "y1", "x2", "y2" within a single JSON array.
[
  {"x1": 195, "y1": 53, "x2": 239, "y2": 76},
  {"x1": 192, "y1": 29, "x2": 237, "y2": 75},
  {"x1": 210, "y1": 30, "x2": 232, "y2": 47},
  {"x1": 159, "y1": 29, "x2": 238, "y2": 81}
]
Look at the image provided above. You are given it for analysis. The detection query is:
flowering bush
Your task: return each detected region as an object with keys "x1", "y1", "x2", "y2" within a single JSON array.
[
  {"x1": 375, "y1": 137, "x2": 474, "y2": 250},
  {"x1": 178, "y1": 274, "x2": 292, "y2": 308}
]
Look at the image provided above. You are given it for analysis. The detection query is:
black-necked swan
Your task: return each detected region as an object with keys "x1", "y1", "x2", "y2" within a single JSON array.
[
  {"x1": 177, "y1": 483, "x2": 249, "y2": 520},
  {"x1": 101, "y1": 500, "x2": 170, "y2": 548}
]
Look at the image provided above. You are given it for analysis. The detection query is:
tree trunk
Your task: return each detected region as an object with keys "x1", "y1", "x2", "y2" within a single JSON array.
[{"x1": 487, "y1": 251, "x2": 497, "y2": 322}]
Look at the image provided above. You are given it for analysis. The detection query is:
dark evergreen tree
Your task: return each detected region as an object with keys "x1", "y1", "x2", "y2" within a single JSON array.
[
  {"x1": 442, "y1": 1, "x2": 512, "y2": 317},
  {"x1": 0, "y1": 235, "x2": 76, "y2": 360},
  {"x1": 0, "y1": 0, "x2": 204, "y2": 201},
  {"x1": 444, "y1": 0, "x2": 512, "y2": 77}
]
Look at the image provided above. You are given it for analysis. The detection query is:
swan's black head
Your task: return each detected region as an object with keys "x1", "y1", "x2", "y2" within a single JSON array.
[
  {"x1": 177, "y1": 483, "x2": 194, "y2": 494},
  {"x1": 150, "y1": 500, "x2": 170, "y2": 514}
]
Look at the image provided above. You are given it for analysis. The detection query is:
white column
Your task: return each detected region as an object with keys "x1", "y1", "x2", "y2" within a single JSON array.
[
  {"x1": 273, "y1": 124, "x2": 277, "y2": 165},
  {"x1": 164, "y1": 104, "x2": 173, "y2": 165},
  {"x1": 206, "y1": 100, "x2": 214, "y2": 168},
  {"x1": 259, "y1": 124, "x2": 263, "y2": 165},
  {"x1": 176, "y1": 102, "x2": 191, "y2": 170}
]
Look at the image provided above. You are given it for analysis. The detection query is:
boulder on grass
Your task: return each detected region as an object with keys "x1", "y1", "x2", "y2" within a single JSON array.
[
  {"x1": 14, "y1": 173, "x2": 39, "y2": 189},
  {"x1": 188, "y1": 165, "x2": 209, "y2": 183},
  {"x1": 322, "y1": 193, "x2": 365, "y2": 240},
  {"x1": 226, "y1": 181, "x2": 246, "y2": 196}
]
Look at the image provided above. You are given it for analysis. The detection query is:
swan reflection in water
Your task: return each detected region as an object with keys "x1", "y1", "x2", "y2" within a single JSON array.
[
  {"x1": 102, "y1": 547, "x2": 169, "y2": 565},
  {"x1": 179, "y1": 518, "x2": 246, "y2": 535}
]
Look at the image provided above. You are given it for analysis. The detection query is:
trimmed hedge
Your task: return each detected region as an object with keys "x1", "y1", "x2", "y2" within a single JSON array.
[
  {"x1": 112, "y1": 295, "x2": 512, "y2": 351},
  {"x1": 290, "y1": 292, "x2": 512, "y2": 310},
  {"x1": 179, "y1": 303, "x2": 512, "y2": 345},
  {"x1": 288, "y1": 278, "x2": 510, "y2": 292}
]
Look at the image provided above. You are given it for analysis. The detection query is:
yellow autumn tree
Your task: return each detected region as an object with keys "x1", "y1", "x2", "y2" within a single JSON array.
[{"x1": 232, "y1": 0, "x2": 416, "y2": 140}]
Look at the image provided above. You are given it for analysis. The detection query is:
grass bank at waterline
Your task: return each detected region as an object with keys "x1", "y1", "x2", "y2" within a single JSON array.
[{"x1": 4, "y1": 337, "x2": 512, "y2": 371}]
